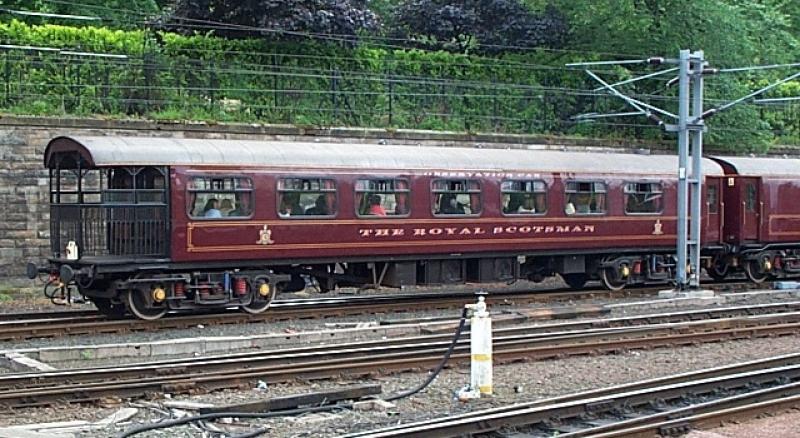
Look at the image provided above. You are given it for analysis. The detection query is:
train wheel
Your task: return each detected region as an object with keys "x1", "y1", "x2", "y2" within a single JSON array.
[
  {"x1": 744, "y1": 257, "x2": 770, "y2": 284},
  {"x1": 600, "y1": 267, "x2": 627, "y2": 291},
  {"x1": 708, "y1": 257, "x2": 729, "y2": 281},
  {"x1": 242, "y1": 281, "x2": 276, "y2": 314},
  {"x1": 562, "y1": 273, "x2": 587, "y2": 290},
  {"x1": 92, "y1": 298, "x2": 126, "y2": 319},
  {"x1": 125, "y1": 288, "x2": 167, "y2": 320}
]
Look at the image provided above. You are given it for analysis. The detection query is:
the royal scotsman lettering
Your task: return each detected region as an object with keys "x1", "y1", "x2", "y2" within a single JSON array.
[{"x1": 358, "y1": 224, "x2": 596, "y2": 238}]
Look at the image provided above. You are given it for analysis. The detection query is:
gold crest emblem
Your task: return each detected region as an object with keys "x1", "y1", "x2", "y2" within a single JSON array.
[
  {"x1": 652, "y1": 220, "x2": 664, "y2": 235},
  {"x1": 256, "y1": 225, "x2": 275, "y2": 245}
]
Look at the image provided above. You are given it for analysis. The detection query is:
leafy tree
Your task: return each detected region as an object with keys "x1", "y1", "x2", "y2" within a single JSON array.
[
  {"x1": 391, "y1": 0, "x2": 569, "y2": 54},
  {"x1": 167, "y1": 0, "x2": 379, "y2": 41},
  {"x1": 525, "y1": 0, "x2": 798, "y2": 65}
]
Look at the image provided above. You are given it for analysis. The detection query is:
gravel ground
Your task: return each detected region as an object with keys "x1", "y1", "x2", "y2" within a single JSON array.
[
  {"x1": 0, "y1": 277, "x2": 798, "y2": 437},
  {"x1": 687, "y1": 410, "x2": 800, "y2": 438},
  {"x1": 0, "y1": 334, "x2": 796, "y2": 437}
]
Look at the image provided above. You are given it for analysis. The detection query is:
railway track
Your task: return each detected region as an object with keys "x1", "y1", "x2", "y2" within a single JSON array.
[
  {"x1": 346, "y1": 354, "x2": 800, "y2": 437},
  {"x1": 0, "y1": 281, "x2": 759, "y2": 341},
  {"x1": 0, "y1": 307, "x2": 798, "y2": 409}
]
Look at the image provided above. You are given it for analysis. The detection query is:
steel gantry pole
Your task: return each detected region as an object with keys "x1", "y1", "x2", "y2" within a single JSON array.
[
  {"x1": 688, "y1": 51, "x2": 705, "y2": 289},
  {"x1": 568, "y1": 51, "x2": 800, "y2": 293},
  {"x1": 675, "y1": 50, "x2": 691, "y2": 289}
]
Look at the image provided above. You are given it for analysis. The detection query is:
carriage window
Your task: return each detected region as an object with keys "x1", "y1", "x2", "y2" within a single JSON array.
[
  {"x1": 432, "y1": 179, "x2": 481, "y2": 216},
  {"x1": 707, "y1": 185, "x2": 718, "y2": 214},
  {"x1": 105, "y1": 167, "x2": 166, "y2": 204},
  {"x1": 624, "y1": 182, "x2": 663, "y2": 214},
  {"x1": 745, "y1": 183, "x2": 757, "y2": 212},
  {"x1": 188, "y1": 176, "x2": 253, "y2": 219},
  {"x1": 355, "y1": 179, "x2": 410, "y2": 217},
  {"x1": 277, "y1": 178, "x2": 337, "y2": 218},
  {"x1": 565, "y1": 181, "x2": 606, "y2": 215},
  {"x1": 501, "y1": 180, "x2": 547, "y2": 215}
]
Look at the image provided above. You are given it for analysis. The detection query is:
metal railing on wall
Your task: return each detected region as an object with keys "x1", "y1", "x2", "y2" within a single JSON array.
[{"x1": 0, "y1": 47, "x2": 796, "y2": 145}]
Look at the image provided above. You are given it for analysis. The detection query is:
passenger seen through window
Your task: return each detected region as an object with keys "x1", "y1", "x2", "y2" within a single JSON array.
[
  {"x1": 565, "y1": 181, "x2": 606, "y2": 215},
  {"x1": 502, "y1": 180, "x2": 547, "y2": 215},
  {"x1": 433, "y1": 179, "x2": 481, "y2": 216},
  {"x1": 277, "y1": 178, "x2": 337, "y2": 218},
  {"x1": 188, "y1": 177, "x2": 253, "y2": 219},
  {"x1": 355, "y1": 179, "x2": 409, "y2": 217}
]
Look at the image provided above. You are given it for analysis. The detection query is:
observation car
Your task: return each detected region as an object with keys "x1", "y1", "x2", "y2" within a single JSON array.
[{"x1": 28, "y1": 136, "x2": 745, "y2": 319}]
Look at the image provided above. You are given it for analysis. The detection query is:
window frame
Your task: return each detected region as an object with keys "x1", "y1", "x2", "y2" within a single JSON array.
[
  {"x1": 276, "y1": 176, "x2": 338, "y2": 220},
  {"x1": 623, "y1": 181, "x2": 664, "y2": 216},
  {"x1": 102, "y1": 167, "x2": 168, "y2": 206},
  {"x1": 564, "y1": 180, "x2": 608, "y2": 216},
  {"x1": 500, "y1": 179, "x2": 548, "y2": 216},
  {"x1": 745, "y1": 182, "x2": 757, "y2": 213},
  {"x1": 707, "y1": 184, "x2": 719, "y2": 214},
  {"x1": 354, "y1": 177, "x2": 412, "y2": 218},
  {"x1": 431, "y1": 178, "x2": 483, "y2": 217},
  {"x1": 187, "y1": 175, "x2": 255, "y2": 221}
]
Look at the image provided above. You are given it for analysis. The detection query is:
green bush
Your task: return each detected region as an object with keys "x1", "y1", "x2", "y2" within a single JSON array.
[{"x1": 0, "y1": 19, "x2": 792, "y2": 151}]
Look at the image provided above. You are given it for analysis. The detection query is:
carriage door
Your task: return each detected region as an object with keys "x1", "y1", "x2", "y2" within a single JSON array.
[{"x1": 741, "y1": 177, "x2": 761, "y2": 241}]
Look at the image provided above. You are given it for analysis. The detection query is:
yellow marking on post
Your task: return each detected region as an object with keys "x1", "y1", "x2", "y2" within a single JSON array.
[
  {"x1": 478, "y1": 385, "x2": 493, "y2": 394},
  {"x1": 471, "y1": 354, "x2": 492, "y2": 362}
]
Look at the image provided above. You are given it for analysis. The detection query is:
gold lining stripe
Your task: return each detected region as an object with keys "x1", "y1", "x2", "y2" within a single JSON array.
[{"x1": 186, "y1": 234, "x2": 678, "y2": 252}]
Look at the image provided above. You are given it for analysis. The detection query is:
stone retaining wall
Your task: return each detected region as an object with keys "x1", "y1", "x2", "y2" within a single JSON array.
[{"x1": 0, "y1": 115, "x2": 794, "y2": 279}]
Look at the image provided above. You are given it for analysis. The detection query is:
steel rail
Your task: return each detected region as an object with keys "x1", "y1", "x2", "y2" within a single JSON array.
[
  {"x1": 0, "y1": 280, "x2": 761, "y2": 341},
  {"x1": 0, "y1": 286, "x2": 657, "y2": 341},
  {"x1": 0, "y1": 311, "x2": 798, "y2": 409},
  {"x1": 3, "y1": 305, "x2": 800, "y2": 389},
  {"x1": 346, "y1": 362, "x2": 800, "y2": 437}
]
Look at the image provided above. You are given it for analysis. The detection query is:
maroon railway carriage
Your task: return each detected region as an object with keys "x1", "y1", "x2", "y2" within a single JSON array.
[
  {"x1": 708, "y1": 156, "x2": 800, "y2": 282},
  {"x1": 30, "y1": 136, "x2": 727, "y2": 319}
]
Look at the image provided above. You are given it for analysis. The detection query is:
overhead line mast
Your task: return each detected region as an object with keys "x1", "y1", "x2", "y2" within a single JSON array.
[{"x1": 568, "y1": 50, "x2": 800, "y2": 291}]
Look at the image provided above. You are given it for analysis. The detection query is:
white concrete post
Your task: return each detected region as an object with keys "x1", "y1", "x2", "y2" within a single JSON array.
[{"x1": 469, "y1": 296, "x2": 492, "y2": 396}]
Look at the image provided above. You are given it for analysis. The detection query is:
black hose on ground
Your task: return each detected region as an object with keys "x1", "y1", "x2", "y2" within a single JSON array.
[
  {"x1": 116, "y1": 306, "x2": 470, "y2": 438},
  {"x1": 383, "y1": 306, "x2": 469, "y2": 401}
]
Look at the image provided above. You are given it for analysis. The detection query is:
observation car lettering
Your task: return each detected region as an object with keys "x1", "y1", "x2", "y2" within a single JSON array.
[{"x1": 425, "y1": 171, "x2": 539, "y2": 179}]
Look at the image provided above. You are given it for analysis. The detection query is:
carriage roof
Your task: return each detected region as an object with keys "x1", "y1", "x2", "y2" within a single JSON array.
[
  {"x1": 711, "y1": 156, "x2": 800, "y2": 177},
  {"x1": 45, "y1": 135, "x2": 725, "y2": 176}
]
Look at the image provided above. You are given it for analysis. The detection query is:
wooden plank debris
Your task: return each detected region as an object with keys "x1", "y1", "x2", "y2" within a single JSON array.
[
  {"x1": 199, "y1": 384, "x2": 382, "y2": 414},
  {"x1": 0, "y1": 408, "x2": 138, "y2": 436}
]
